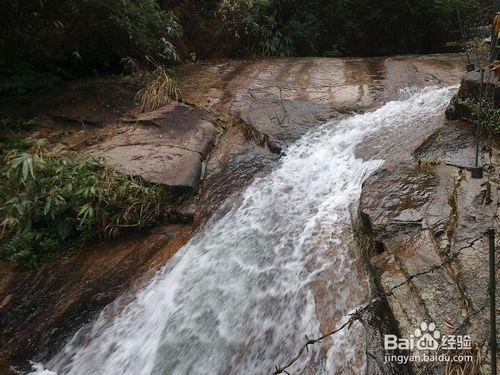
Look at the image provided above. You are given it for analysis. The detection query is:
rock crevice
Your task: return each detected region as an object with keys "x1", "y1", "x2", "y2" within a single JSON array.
[{"x1": 358, "y1": 122, "x2": 500, "y2": 373}]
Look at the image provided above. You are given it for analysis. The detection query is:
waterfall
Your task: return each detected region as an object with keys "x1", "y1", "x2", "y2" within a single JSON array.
[{"x1": 31, "y1": 86, "x2": 456, "y2": 375}]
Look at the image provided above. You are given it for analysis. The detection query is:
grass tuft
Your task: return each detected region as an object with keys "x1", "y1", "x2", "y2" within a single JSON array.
[
  {"x1": 417, "y1": 154, "x2": 444, "y2": 168},
  {"x1": 457, "y1": 97, "x2": 500, "y2": 133},
  {"x1": 444, "y1": 344, "x2": 485, "y2": 375},
  {"x1": 136, "y1": 67, "x2": 180, "y2": 113},
  {"x1": 352, "y1": 221, "x2": 375, "y2": 258}
]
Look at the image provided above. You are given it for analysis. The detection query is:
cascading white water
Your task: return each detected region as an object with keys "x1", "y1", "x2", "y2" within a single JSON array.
[{"x1": 31, "y1": 86, "x2": 456, "y2": 375}]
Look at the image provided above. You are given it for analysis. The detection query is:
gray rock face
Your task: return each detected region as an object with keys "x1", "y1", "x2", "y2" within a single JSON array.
[
  {"x1": 0, "y1": 55, "x2": 471, "y2": 373},
  {"x1": 90, "y1": 104, "x2": 220, "y2": 193},
  {"x1": 445, "y1": 68, "x2": 499, "y2": 120},
  {"x1": 414, "y1": 123, "x2": 478, "y2": 169},
  {"x1": 0, "y1": 78, "x2": 221, "y2": 196},
  {"x1": 360, "y1": 164, "x2": 439, "y2": 244},
  {"x1": 445, "y1": 97, "x2": 471, "y2": 120},
  {"x1": 457, "y1": 69, "x2": 500, "y2": 108},
  {"x1": 359, "y1": 123, "x2": 500, "y2": 373},
  {"x1": 178, "y1": 54, "x2": 469, "y2": 373},
  {"x1": 194, "y1": 118, "x2": 278, "y2": 225},
  {"x1": 0, "y1": 224, "x2": 194, "y2": 373}
]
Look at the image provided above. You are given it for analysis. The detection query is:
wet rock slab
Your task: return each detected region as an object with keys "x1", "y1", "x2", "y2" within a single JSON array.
[
  {"x1": 195, "y1": 118, "x2": 279, "y2": 225},
  {"x1": 0, "y1": 225, "x2": 193, "y2": 373},
  {"x1": 90, "y1": 104, "x2": 220, "y2": 193},
  {"x1": 177, "y1": 54, "x2": 466, "y2": 149},
  {"x1": 359, "y1": 164, "x2": 439, "y2": 244},
  {"x1": 0, "y1": 79, "x2": 221, "y2": 195},
  {"x1": 359, "y1": 126, "x2": 500, "y2": 373},
  {"x1": 0, "y1": 55, "x2": 470, "y2": 373},
  {"x1": 414, "y1": 122, "x2": 477, "y2": 168}
]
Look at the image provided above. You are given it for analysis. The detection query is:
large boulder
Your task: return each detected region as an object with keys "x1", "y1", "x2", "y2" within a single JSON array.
[
  {"x1": 89, "y1": 104, "x2": 220, "y2": 194},
  {"x1": 447, "y1": 68, "x2": 500, "y2": 119}
]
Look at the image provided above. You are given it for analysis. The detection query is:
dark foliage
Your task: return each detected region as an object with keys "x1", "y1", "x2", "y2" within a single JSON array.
[
  {"x1": 0, "y1": 0, "x2": 491, "y2": 93},
  {"x1": 0, "y1": 0, "x2": 181, "y2": 92},
  {"x1": 166, "y1": 0, "x2": 491, "y2": 58},
  {"x1": 0, "y1": 139, "x2": 176, "y2": 267}
]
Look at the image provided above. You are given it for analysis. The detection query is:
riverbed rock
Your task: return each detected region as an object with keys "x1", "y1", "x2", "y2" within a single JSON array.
[
  {"x1": 414, "y1": 122, "x2": 478, "y2": 169},
  {"x1": 0, "y1": 225, "x2": 193, "y2": 374},
  {"x1": 89, "y1": 104, "x2": 220, "y2": 193},
  {"x1": 445, "y1": 96, "x2": 472, "y2": 120},
  {"x1": 0, "y1": 78, "x2": 220, "y2": 195},
  {"x1": 447, "y1": 68, "x2": 500, "y2": 120},
  {"x1": 177, "y1": 54, "x2": 466, "y2": 149},
  {"x1": 0, "y1": 55, "x2": 470, "y2": 373},
  {"x1": 358, "y1": 122, "x2": 500, "y2": 373},
  {"x1": 195, "y1": 117, "x2": 279, "y2": 225}
]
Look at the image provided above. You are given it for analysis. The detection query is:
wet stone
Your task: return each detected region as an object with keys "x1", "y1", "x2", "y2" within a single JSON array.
[
  {"x1": 89, "y1": 104, "x2": 220, "y2": 194},
  {"x1": 359, "y1": 123, "x2": 500, "y2": 373},
  {"x1": 414, "y1": 123, "x2": 478, "y2": 169}
]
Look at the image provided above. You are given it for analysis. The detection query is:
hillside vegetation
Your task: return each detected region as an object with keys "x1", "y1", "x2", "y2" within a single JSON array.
[{"x1": 0, "y1": 0, "x2": 491, "y2": 94}]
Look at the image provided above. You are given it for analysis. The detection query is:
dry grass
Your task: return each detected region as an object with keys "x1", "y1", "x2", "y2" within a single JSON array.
[
  {"x1": 417, "y1": 154, "x2": 444, "y2": 169},
  {"x1": 444, "y1": 344, "x2": 486, "y2": 375},
  {"x1": 136, "y1": 67, "x2": 180, "y2": 113}
]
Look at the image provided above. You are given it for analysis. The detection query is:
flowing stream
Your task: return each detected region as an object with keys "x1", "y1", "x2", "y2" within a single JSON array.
[{"x1": 31, "y1": 86, "x2": 456, "y2": 375}]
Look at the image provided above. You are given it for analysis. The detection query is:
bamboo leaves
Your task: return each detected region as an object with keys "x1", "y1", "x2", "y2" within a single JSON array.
[{"x1": 0, "y1": 148, "x2": 175, "y2": 266}]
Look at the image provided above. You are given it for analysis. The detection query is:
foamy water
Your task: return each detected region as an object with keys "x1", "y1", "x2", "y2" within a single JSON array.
[{"x1": 30, "y1": 86, "x2": 456, "y2": 375}]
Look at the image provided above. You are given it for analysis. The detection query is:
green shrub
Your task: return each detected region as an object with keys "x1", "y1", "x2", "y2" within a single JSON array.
[
  {"x1": 458, "y1": 98, "x2": 500, "y2": 133},
  {"x1": 465, "y1": 37, "x2": 491, "y2": 69},
  {"x1": 0, "y1": 145, "x2": 175, "y2": 266},
  {"x1": 0, "y1": 118, "x2": 39, "y2": 158},
  {"x1": 0, "y1": 0, "x2": 491, "y2": 74},
  {"x1": 167, "y1": 0, "x2": 490, "y2": 58},
  {"x1": 0, "y1": 66, "x2": 62, "y2": 96}
]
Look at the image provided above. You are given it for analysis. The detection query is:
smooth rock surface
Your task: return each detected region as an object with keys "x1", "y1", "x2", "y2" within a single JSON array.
[
  {"x1": 414, "y1": 122, "x2": 477, "y2": 168},
  {"x1": 90, "y1": 104, "x2": 220, "y2": 192},
  {"x1": 177, "y1": 54, "x2": 466, "y2": 149},
  {"x1": 0, "y1": 55, "x2": 470, "y2": 373},
  {"x1": 194, "y1": 118, "x2": 278, "y2": 225},
  {"x1": 0, "y1": 79, "x2": 220, "y2": 194}
]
